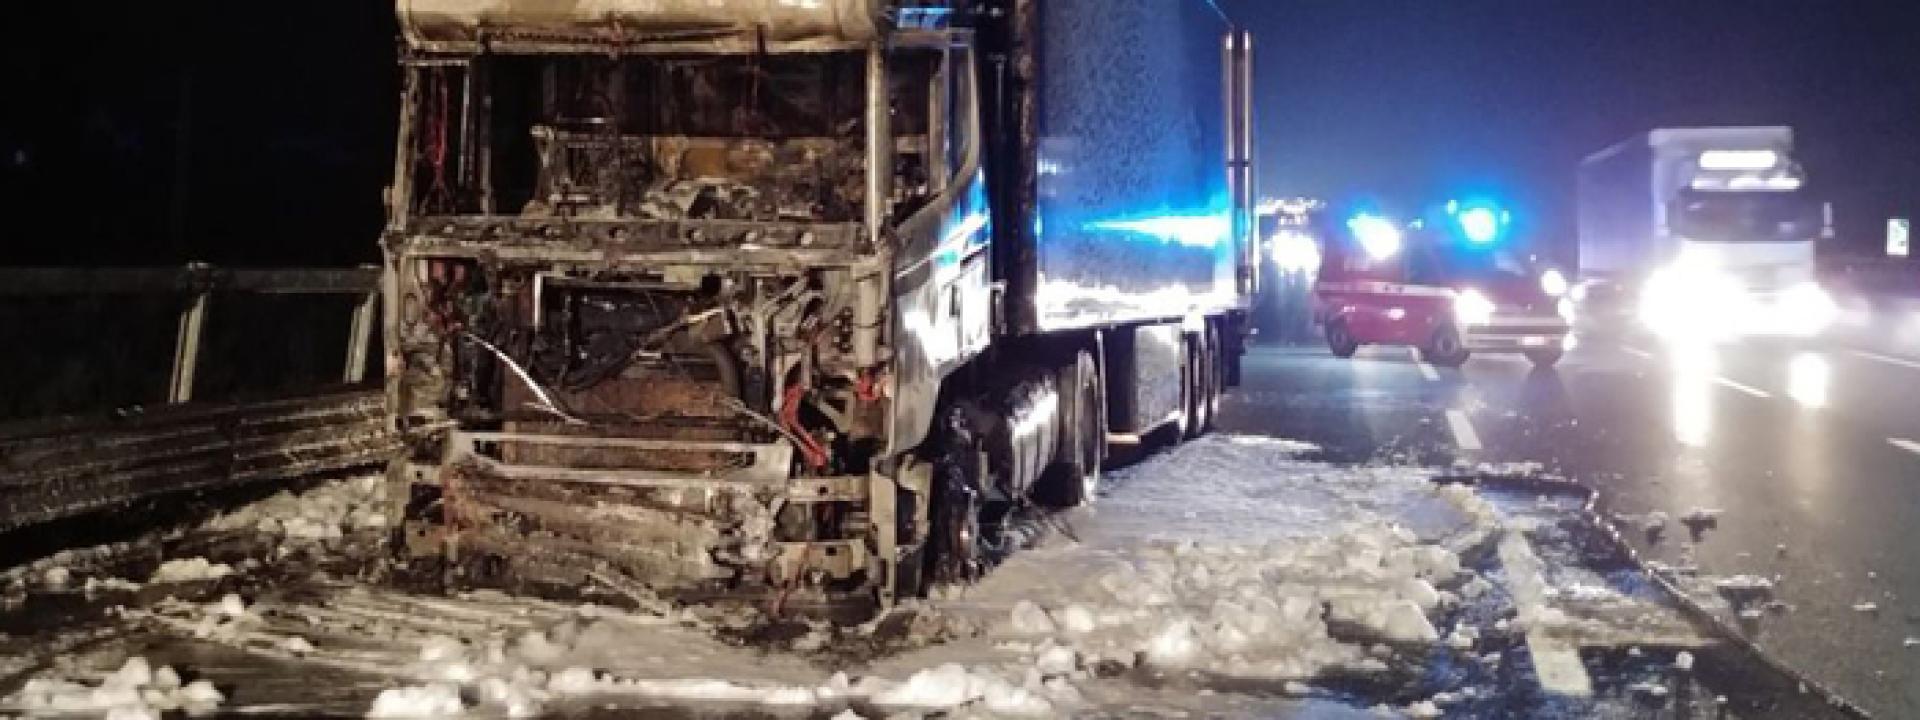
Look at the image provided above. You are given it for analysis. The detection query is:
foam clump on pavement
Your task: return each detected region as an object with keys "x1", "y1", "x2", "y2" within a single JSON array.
[
  {"x1": 2, "y1": 656, "x2": 222, "y2": 718},
  {"x1": 147, "y1": 557, "x2": 234, "y2": 585},
  {"x1": 204, "y1": 474, "x2": 388, "y2": 541}
]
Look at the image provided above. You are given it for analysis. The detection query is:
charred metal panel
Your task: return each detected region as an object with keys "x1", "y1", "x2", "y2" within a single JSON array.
[
  {"x1": 886, "y1": 46, "x2": 991, "y2": 457},
  {"x1": 1023, "y1": 0, "x2": 1242, "y2": 331},
  {"x1": 399, "y1": 0, "x2": 888, "y2": 53}
]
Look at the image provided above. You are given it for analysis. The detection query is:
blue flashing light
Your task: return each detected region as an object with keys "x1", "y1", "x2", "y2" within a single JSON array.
[
  {"x1": 1458, "y1": 207, "x2": 1502, "y2": 244},
  {"x1": 1346, "y1": 214, "x2": 1403, "y2": 259}
]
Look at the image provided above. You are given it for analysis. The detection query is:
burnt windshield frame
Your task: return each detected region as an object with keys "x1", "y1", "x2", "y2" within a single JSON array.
[{"x1": 401, "y1": 51, "x2": 942, "y2": 222}]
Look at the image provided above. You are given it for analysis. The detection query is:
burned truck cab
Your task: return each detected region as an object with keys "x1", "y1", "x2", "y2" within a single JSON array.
[{"x1": 380, "y1": 1, "x2": 986, "y2": 614}]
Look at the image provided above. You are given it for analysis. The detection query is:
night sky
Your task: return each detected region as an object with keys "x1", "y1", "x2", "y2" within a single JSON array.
[
  {"x1": 1223, "y1": 0, "x2": 1920, "y2": 258},
  {"x1": 3, "y1": 1, "x2": 1917, "y2": 266}
]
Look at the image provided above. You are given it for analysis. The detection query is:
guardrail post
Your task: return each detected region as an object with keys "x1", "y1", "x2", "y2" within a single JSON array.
[
  {"x1": 169, "y1": 289, "x2": 210, "y2": 403},
  {"x1": 344, "y1": 288, "x2": 379, "y2": 384}
]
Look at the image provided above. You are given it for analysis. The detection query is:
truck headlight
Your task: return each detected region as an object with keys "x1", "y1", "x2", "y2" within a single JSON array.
[
  {"x1": 1540, "y1": 269, "x2": 1569, "y2": 297},
  {"x1": 1780, "y1": 282, "x2": 1837, "y2": 337},
  {"x1": 1558, "y1": 297, "x2": 1576, "y2": 324},
  {"x1": 1454, "y1": 288, "x2": 1497, "y2": 326},
  {"x1": 1639, "y1": 263, "x2": 1743, "y2": 340}
]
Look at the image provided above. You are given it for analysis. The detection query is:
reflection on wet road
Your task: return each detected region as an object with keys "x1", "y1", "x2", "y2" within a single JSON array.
[{"x1": 1229, "y1": 324, "x2": 1920, "y2": 718}]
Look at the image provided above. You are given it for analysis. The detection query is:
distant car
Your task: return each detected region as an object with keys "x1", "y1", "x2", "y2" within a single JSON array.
[{"x1": 1314, "y1": 218, "x2": 1574, "y2": 368}]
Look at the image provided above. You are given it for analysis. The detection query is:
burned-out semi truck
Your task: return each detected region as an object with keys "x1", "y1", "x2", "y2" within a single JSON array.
[{"x1": 379, "y1": 0, "x2": 1258, "y2": 615}]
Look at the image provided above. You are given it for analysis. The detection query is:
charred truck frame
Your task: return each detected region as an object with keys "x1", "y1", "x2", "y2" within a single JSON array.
[{"x1": 381, "y1": 0, "x2": 1258, "y2": 615}]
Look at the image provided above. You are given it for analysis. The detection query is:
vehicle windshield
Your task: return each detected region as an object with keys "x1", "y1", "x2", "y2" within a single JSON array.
[
  {"x1": 1438, "y1": 248, "x2": 1529, "y2": 280},
  {"x1": 1669, "y1": 189, "x2": 1820, "y2": 243},
  {"x1": 1406, "y1": 234, "x2": 1532, "y2": 285}
]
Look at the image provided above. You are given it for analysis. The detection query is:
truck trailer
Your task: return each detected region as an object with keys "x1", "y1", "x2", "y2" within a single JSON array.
[
  {"x1": 1576, "y1": 127, "x2": 1834, "y2": 340},
  {"x1": 378, "y1": 0, "x2": 1258, "y2": 616}
]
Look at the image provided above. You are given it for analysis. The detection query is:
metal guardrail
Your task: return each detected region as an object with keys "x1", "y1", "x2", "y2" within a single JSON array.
[
  {"x1": 0, "y1": 390, "x2": 395, "y2": 533},
  {"x1": 0, "y1": 265, "x2": 383, "y2": 403},
  {"x1": 0, "y1": 266, "x2": 393, "y2": 533}
]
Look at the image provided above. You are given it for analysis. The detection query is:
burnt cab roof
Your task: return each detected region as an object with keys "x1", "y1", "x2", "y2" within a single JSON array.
[{"x1": 394, "y1": 0, "x2": 957, "y2": 54}]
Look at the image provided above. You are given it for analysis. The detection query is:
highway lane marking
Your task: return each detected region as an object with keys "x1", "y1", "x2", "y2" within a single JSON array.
[
  {"x1": 1416, "y1": 360, "x2": 1440, "y2": 381},
  {"x1": 1891, "y1": 438, "x2": 1920, "y2": 457},
  {"x1": 1713, "y1": 377, "x2": 1772, "y2": 398},
  {"x1": 1446, "y1": 409, "x2": 1483, "y2": 452},
  {"x1": 1496, "y1": 529, "x2": 1596, "y2": 698},
  {"x1": 1406, "y1": 348, "x2": 1439, "y2": 381},
  {"x1": 1621, "y1": 346, "x2": 1655, "y2": 360},
  {"x1": 1851, "y1": 350, "x2": 1920, "y2": 372}
]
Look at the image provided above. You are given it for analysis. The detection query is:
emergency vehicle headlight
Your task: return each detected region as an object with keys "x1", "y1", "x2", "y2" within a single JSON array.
[
  {"x1": 1540, "y1": 269, "x2": 1569, "y2": 297},
  {"x1": 1454, "y1": 288, "x2": 1497, "y2": 326},
  {"x1": 1347, "y1": 215, "x2": 1403, "y2": 259},
  {"x1": 1270, "y1": 230, "x2": 1322, "y2": 274}
]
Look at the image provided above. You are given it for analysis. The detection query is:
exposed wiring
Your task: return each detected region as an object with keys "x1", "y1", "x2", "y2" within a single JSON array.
[
  {"x1": 422, "y1": 68, "x2": 453, "y2": 213},
  {"x1": 459, "y1": 331, "x2": 587, "y2": 426},
  {"x1": 781, "y1": 383, "x2": 830, "y2": 471}
]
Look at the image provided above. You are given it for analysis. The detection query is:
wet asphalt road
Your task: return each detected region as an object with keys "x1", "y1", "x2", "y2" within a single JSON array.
[{"x1": 1220, "y1": 302, "x2": 1920, "y2": 718}]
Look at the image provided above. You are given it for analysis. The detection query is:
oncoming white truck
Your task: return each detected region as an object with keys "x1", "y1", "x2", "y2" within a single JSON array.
[{"x1": 1576, "y1": 127, "x2": 1835, "y2": 341}]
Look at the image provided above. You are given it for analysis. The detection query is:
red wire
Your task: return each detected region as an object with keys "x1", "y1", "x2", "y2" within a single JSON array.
[{"x1": 781, "y1": 384, "x2": 829, "y2": 471}]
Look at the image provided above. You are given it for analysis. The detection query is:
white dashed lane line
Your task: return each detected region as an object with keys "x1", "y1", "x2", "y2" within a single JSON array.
[
  {"x1": 1890, "y1": 438, "x2": 1920, "y2": 457},
  {"x1": 1621, "y1": 346, "x2": 1655, "y2": 360},
  {"x1": 1446, "y1": 409, "x2": 1483, "y2": 453},
  {"x1": 1406, "y1": 348, "x2": 1441, "y2": 381},
  {"x1": 1416, "y1": 361, "x2": 1440, "y2": 382},
  {"x1": 1712, "y1": 377, "x2": 1772, "y2": 399},
  {"x1": 1851, "y1": 350, "x2": 1920, "y2": 372},
  {"x1": 1496, "y1": 529, "x2": 1596, "y2": 698}
]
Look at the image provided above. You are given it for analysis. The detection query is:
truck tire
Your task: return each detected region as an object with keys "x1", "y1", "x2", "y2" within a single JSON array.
[
  {"x1": 1421, "y1": 325, "x2": 1470, "y2": 368},
  {"x1": 1326, "y1": 318, "x2": 1359, "y2": 358},
  {"x1": 1041, "y1": 348, "x2": 1106, "y2": 507},
  {"x1": 927, "y1": 405, "x2": 987, "y2": 586}
]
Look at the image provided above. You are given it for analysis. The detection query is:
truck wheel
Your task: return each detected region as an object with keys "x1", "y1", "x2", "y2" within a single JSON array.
[
  {"x1": 1041, "y1": 349, "x2": 1106, "y2": 507},
  {"x1": 927, "y1": 405, "x2": 986, "y2": 586},
  {"x1": 1526, "y1": 348, "x2": 1564, "y2": 368},
  {"x1": 1326, "y1": 319, "x2": 1360, "y2": 358},
  {"x1": 1421, "y1": 325, "x2": 1470, "y2": 368}
]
